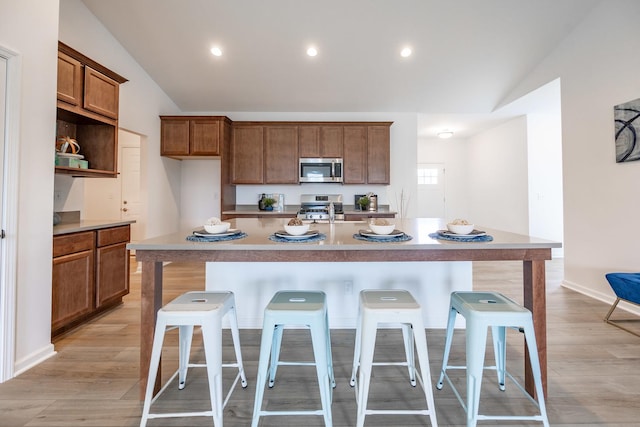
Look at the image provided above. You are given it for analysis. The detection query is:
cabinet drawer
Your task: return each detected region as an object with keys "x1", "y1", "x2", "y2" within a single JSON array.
[
  {"x1": 53, "y1": 231, "x2": 95, "y2": 257},
  {"x1": 97, "y1": 225, "x2": 130, "y2": 247}
]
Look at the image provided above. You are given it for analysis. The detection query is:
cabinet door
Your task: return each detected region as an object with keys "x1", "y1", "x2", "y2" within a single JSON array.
[
  {"x1": 57, "y1": 52, "x2": 83, "y2": 106},
  {"x1": 83, "y1": 66, "x2": 119, "y2": 119},
  {"x1": 319, "y1": 126, "x2": 343, "y2": 157},
  {"x1": 52, "y1": 249, "x2": 95, "y2": 332},
  {"x1": 232, "y1": 126, "x2": 264, "y2": 184},
  {"x1": 298, "y1": 126, "x2": 320, "y2": 157},
  {"x1": 367, "y1": 125, "x2": 390, "y2": 184},
  {"x1": 161, "y1": 119, "x2": 190, "y2": 156},
  {"x1": 343, "y1": 126, "x2": 367, "y2": 184},
  {"x1": 265, "y1": 126, "x2": 299, "y2": 184},
  {"x1": 190, "y1": 119, "x2": 220, "y2": 156},
  {"x1": 96, "y1": 242, "x2": 129, "y2": 308}
]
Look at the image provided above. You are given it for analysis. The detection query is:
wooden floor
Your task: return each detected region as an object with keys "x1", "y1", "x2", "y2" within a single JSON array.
[{"x1": 1, "y1": 258, "x2": 639, "y2": 426}]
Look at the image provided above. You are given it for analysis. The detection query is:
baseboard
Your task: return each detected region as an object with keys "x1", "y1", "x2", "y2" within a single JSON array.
[
  {"x1": 562, "y1": 279, "x2": 640, "y2": 316},
  {"x1": 13, "y1": 344, "x2": 56, "y2": 378}
]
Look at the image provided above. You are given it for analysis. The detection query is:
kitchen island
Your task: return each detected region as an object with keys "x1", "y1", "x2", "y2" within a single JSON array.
[{"x1": 129, "y1": 217, "x2": 560, "y2": 399}]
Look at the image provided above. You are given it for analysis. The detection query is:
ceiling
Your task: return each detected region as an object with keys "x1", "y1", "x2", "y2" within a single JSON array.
[{"x1": 80, "y1": 0, "x2": 598, "y2": 138}]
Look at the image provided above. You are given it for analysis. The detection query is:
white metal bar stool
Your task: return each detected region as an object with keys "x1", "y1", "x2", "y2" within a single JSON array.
[
  {"x1": 349, "y1": 289, "x2": 438, "y2": 427},
  {"x1": 140, "y1": 291, "x2": 248, "y2": 427},
  {"x1": 252, "y1": 290, "x2": 335, "y2": 427},
  {"x1": 437, "y1": 291, "x2": 549, "y2": 427}
]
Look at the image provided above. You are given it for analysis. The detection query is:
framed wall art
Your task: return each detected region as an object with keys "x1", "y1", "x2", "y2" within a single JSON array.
[{"x1": 614, "y1": 97, "x2": 640, "y2": 163}]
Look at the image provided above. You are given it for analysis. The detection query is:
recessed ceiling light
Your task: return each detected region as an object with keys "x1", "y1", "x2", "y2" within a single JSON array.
[
  {"x1": 307, "y1": 47, "x2": 318, "y2": 57},
  {"x1": 210, "y1": 47, "x2": 222, "y2": 57},
  {"x1": 400, "y1": 47, "x2": 412, "y2": 58},
  {"x1": 437, "y1": 130, "x2": 454, "y2": 139}
]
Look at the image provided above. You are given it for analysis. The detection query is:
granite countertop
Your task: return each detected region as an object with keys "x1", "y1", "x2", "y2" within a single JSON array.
[{"x1": 54, "y1": 219, "x2": 136, "y2": 236}]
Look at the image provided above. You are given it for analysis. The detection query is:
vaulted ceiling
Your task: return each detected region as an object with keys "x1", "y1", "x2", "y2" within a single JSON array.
[{"x1": 81, "y1": 0, "x2": 598, "y2": 136}]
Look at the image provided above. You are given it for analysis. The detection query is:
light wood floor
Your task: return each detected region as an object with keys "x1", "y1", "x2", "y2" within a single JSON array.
[{"x1": 1, "y1": 259, "x2": 639, "y2": 426}]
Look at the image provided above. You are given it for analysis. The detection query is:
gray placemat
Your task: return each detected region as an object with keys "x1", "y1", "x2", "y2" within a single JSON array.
[
  {"x1": 352, "y1": 233, "x2": 413, "y2": 242},
  {"x1": 268, "y1": 233, "x2": 326, "y2": 243},
  {"x1": 186, "y1": 232, "x2": 248, "y2": 242},
  {"x1": 429, "y1": 232, "x2": 493, "y2": 242}
]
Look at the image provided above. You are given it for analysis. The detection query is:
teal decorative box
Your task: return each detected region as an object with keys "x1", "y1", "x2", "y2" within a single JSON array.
[{"x1": 56, "y1": 156, "x2": 88, "y2": 169}]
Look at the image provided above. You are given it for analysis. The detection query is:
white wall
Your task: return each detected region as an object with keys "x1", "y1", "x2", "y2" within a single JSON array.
[
  {"x1": 467, "y1": 117, "x2": 530, "y2": 235},
  {"x1": 58, "y1": 0, "x2": 182, "y2": 239},
  {"x1": 504, "y1": 0, "x2": 640, "y2": 303},
  {"x1": 0, "y1": 0, "x2": 59, "y2": 374},
  {"x1": 179, "y1": 159, "x2": 221, "y2": 229}
]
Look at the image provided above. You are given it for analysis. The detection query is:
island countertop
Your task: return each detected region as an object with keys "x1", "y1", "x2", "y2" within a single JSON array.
[{"x1": 128, "y1": 217, "x2": 561, "y2": 253}]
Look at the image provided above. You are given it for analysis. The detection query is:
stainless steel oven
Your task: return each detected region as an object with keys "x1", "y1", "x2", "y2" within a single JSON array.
[{"x1": 299, "y1": 158, "x2": 343, "y2": 183}]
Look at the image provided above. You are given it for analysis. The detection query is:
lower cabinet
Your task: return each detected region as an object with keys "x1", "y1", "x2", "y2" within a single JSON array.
[{"x1": 52, "y1": 225, "x2": 130, "y2": 337}]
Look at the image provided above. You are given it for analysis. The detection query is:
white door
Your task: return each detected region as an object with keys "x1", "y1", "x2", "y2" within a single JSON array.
[
  {"x1": 84, "y1": 130, "x2": 143, "y2": 242},
  {"x1": 416, "y1": 163, "x2": 446, "y2": 218}
]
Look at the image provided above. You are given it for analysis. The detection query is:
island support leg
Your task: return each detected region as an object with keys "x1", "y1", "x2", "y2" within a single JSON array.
[
  {"x1": 523, "y1": 259, "x2": 547, "y2": 399},
  {"x1": 140, "y1": 260, "x2": 164, "y2": 399}
]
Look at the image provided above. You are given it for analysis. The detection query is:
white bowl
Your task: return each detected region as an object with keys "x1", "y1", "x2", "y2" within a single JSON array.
[
  {"x1": 204, "y1": 222, "x2": 230, "y2": 234},
  {"x1": 369, "y1": 223, "x2": 396, "y2": 235},
  {"x1": 284, "y1": 223, "x2": 310, "y2": 236},
  {"x1": 447, "y1": 223, "x2": 474, "y2": 235}
]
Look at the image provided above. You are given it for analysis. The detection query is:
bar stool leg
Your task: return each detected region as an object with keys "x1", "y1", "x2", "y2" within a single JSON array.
[
  {"x1": 324, "y1": 310, "x2": 336, "y2": 389},
  {"x1": 310, "y1": 317, "x2": 333, "y2": 426},
  {"x1": 401, "y1": 323, "x2": 417, "y2": 386},
  {"x1": 252, "y1": 319, "x2": 276, "y2": 427},
  {"x1": 411, "y1": 313, "x2": 438, "y2": 426},
  {"x1": 228, "y1": 305, "x2": 248, "y2": 388},
  {"x1": 466, "y1": 321, "x2": 488, "y2": 427},
  {"x1": 491, "y1": 325, "x2": 507, "y2": 391},
  {"x1": 356, "y1": 313, "x2": 378, "y2": 427},
  {"x1": 522, "y1": 323, "x2": 550, "y2": 427},
  {"x1": 201, "y1": 322, "x2": 223, "y2": 427},
  {"x1": 140, "y1": 317, "x2": 168, "y2": 427},
  {"x1": 268, "y1": 324, "x2": 285, "y2": 387},
  {"x1": 178, "y1": 325, "x2": 195, "y2": 390},
  {"x1": 349, "y1": 305, "x2": 363, "y2": 387},
  {"x1": 437, "y1": 306, "x2": 458, "y2": 389}
]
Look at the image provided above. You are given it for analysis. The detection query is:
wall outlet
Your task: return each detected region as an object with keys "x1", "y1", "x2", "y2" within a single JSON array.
[{"x1": 344, "y1": 280, "x2": 353, "y2": 295}]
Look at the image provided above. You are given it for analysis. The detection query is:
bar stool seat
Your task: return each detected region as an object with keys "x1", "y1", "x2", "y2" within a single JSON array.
[
  {"x1": 437, "y1": 291, "x2": 549, "y2": 427},
  {"x1": 252, "y1": 290, "x2": 335, "y2": 427},
  {"x1": 350, "y1": 289, "x2": 438, "y2": 427},
  {"x1": 140, "y1": 291, "x2": 247, "y2": 427}
]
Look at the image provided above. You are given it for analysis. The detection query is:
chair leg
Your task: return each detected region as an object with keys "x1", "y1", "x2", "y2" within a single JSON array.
[
  {"x1": 350, "y1": 305, "x2": 362, "y2": 387},
  {"x1": 324, "y1": 310, "x2": 336, "y2": 389},
  {"x1": 268, "y1": 324, "x2": 284, "y2": 387},
  {"x1": 522, "y1": 323, "x2": 550, "y2": 427},
  {"x1": 252, "y1": 320, "x2": 276, "y2": 427},
  {"x1": 437, "y1": 306, "x2": 458, "y2": 389},
  {"x1": 411, "y1": 317, "x2": 439, "y2": 427},
  {"x1": 201, "y1": 323, "x2": 223, "y2": 427},
  {"x1": 228, "y1": 306, "x2": 248, "y2": 387},
  {"x1": 178, "y1": 325, "x2": 194, "y2": 390},
  {"x1": 140, "y1": 319, "x2": 167, "y2": 427},
  {"x1": 310, "y1": 318, "x2": 333, "y2": 426},
  {"x1": 401, "y1": 323, "x2": 417, "y2": 386},
  {"x1": 356, "y1": 316, "x2": 377, "y2": 427},
  {"x1": 466, "y1": 321, "x2": 488, "y2": 427},
  {"x1": 491, "y1": 325, "x2": 506, "y2": 391}
]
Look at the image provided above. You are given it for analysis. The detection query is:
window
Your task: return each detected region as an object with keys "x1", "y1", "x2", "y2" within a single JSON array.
[{"x1": 417, "y1": 167, "x2": 438, "y2": 185}]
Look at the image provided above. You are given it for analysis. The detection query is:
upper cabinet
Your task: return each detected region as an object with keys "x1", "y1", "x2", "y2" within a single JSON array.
[
  {"x1": 298, "y1": 125, "x2": 343, "y2": 158},
  {"x1": 160, "y1": 116, "x2": 230, "y2": 159},
  {"x1": 366, "y1": 125, "x2": 391, "y2": 184},
  {"x1": 342, "y1": 124, "x2": 392, "y2": 185},
  {"x1": 231, "y1": 125, "x2": 265, "y2": 184},
  {"x1": 265, "y1": 126, "x2": 299, "y2": 184},
  {"x1": 55, "y1": 42, "x2": 127, "y2": 178}
]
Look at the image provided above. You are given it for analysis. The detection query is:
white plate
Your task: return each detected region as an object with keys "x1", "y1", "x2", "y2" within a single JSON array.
[
  {"x1": 56, "y1": 152, "x2": 84, "y2": 159},
  {"x1": 193, "y1": 228, "x2": 241, "y2": 237},
  {"x1": 359, "y1": 229, "x2": 405, "y2": 239},
  {"x1": 274, "y1": 230, "x2": 319, "y2": 240},
  {"x1": 438, "y1": 229, "x2": 486, "y2": 238}
]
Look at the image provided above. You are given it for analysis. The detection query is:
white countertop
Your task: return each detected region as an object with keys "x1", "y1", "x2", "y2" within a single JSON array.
[{"x1": 128, "y1": 217, "x2": 561, "y2": 252}]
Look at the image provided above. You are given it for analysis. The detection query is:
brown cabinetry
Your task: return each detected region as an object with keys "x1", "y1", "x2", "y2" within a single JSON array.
[
  {"x1": 298, "y1": 125, "x2": 343, "y2": 158},
  {"x1": 343, "y1": 126, "x2": 367, "y2": 184},
  {"x1": 55, "y1": 42, "x2": 127, "y2": 178},
  {"x1": 52, "y1": 232, "x2": 95, "y2": 334},
  {"x1": 52, "y1": 225, "x2": 131, "y2": 337},
  {"x1": 231, "y1": 125, "x2": 264, "y2": 184},
  {"x1": 265, "y1": 126, "x2": 299, "y2": 184},
  {"x1": 367, "y1": 125, "x2": 391, "y2": 184},
  {"x1": 160, "y1": 116, "x2": 230, "y2": 158},
  {"x1": 95, "y1": 226, "x2": 130, "y2": 308},
  {"x1": 343, "y1": 124, "x2": 392, "y2": 185}
]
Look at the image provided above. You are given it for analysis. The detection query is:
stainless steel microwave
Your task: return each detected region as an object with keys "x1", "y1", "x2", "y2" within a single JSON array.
[{"x1": 299, "y1": 158, "x2": 343, "y2": 183}]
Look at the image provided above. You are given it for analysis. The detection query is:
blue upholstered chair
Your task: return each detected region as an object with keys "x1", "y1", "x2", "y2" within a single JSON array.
[{"x1": 604, "y1": 272, "x2": 640, "y2": 336}]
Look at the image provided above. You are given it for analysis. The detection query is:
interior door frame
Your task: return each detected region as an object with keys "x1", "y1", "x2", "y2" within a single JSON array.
[{"x1": 0, "y1": 45, "x2": 21, "y2": 382}]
